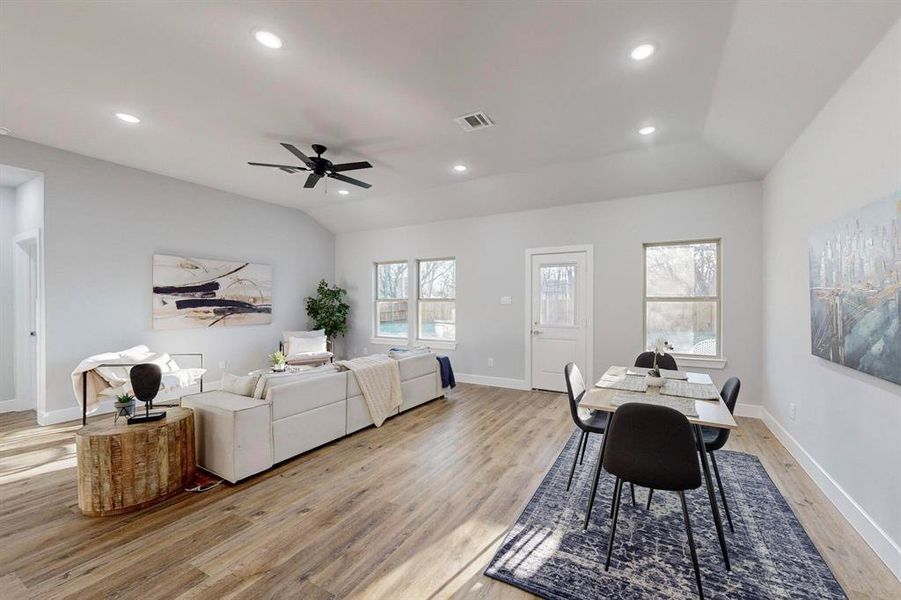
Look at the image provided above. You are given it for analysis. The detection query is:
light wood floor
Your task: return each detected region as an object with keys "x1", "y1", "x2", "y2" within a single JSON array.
[{"x1": 1, "y1": 384, "x2": 897, "y2": 599}]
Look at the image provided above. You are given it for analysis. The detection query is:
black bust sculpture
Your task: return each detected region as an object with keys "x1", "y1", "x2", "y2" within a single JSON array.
[{"x1": 127, "y1": 363, "x2": 167, "y2": 424}]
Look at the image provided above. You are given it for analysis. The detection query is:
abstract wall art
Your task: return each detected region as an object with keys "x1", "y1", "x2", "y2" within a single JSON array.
[
  {"x1": 808, "y1": 193, "x2": 900, "y2": 385},
  {"x1": 152, "y1": 254, "x2": 272, "y2": 329}
]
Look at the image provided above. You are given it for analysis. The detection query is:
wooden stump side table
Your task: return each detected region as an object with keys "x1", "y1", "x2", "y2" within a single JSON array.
[{"x1": 76, "y1": 407, "x2": 196, "y2": 517}]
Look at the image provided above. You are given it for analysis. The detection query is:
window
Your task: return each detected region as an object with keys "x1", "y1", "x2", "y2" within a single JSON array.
[
  {"x1": 539, "y1": 264, "x2": 576, "y2": 326},
  {"x1": 417, "y1": 258, "x2": 456, "y2": 342},
  {"x1": 644, "y1": 240, "x2": 720, "y2": 357},
  {"x1": 375, "y1": 261, "x2": 408, "y2": 338}
]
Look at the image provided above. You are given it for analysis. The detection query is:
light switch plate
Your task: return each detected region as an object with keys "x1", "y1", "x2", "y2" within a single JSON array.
[{"x1": 500, "y1": 296, "x2": 512, "y2": 305}]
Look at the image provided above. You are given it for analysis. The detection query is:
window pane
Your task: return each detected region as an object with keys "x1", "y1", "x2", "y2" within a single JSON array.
[
  {"x1": 646, "y1": 242, "x2": 717, "y2": 297},
  {"x1": 419, "y1": 301, "x2": 455, "y2": 340},
  {"x1": 377, "y1": 301, "x2": 408, "y2": 338},
  {"x1": 377, "y1": 263, "x2": 408, "y2": 300},
  {"x1": 646, "y1": 301, "x2": 717, "y2": 356},
  {"x1": 419, "y1": 259, "x2": 455, "y2": 299},
  {"x1": 539, "y1": 264, "x2": 576, "y2": 326}
]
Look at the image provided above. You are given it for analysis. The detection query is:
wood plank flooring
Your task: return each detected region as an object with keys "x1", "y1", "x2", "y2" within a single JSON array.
[{"x1": 0, "y1": 384, "x2": 897, "y2": 599}]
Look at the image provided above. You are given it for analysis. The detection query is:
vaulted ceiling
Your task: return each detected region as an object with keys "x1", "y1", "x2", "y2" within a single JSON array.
[{"x1": 1, "y1": 1, "x2": 898, "y2": 232}]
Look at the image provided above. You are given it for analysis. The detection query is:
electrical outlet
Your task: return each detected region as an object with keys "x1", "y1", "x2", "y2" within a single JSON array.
[
  {"x1": 218, "y1": 360, "x2": 228, "y2": 370},
  {"x1": 487, "y1": 357, "x2": 494, "y2": 367},
  {"x1": 789, "y1": 402, "x2": 796, "y2": 420}
]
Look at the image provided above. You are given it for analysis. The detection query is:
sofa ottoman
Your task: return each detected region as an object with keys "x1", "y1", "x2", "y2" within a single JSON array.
[{"x1": 182, "y1": 391, "x2": 273, "y2": 483}]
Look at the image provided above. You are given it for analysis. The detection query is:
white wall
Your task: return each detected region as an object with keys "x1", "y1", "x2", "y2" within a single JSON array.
[
  {"x1": 0, "y1": 136, "x2": 335, "y2": 424},
  {"x1": 762, "y1": 21, "x2": 901, "y2": 577},
  {"x1": 0, "y1": 186, "x2": 15, "y2": 403},
  {"x1": 336, "y1": 181, "x2": 762, "y2": 409}
]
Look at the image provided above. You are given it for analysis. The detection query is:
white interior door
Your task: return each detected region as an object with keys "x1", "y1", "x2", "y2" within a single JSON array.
[
  {"x1": 15, "y1": 237, "x2": 38, "y2": 411},
  {"x1": 530, "y1": 252, "x2": 588, "y2": 392}
]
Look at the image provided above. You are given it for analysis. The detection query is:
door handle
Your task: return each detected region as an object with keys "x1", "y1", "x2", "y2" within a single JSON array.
[
  {"x1": 30, "y1": 331, "x2": 36, "y2": 337},
  {"x1": 532, "y1": 330, "x2": 541, "y2": 336}
]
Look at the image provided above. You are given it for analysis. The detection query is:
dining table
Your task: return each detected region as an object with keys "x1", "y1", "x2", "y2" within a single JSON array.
[{"x1": 579, "y1": 365, "x2": 738, "y2": 571}]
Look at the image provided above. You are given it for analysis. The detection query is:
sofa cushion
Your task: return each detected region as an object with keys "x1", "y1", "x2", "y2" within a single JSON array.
[
  {"x1": 183, "y1": 390, "x2": 267, "y2": 412},
  {"x1": 221, "y1": 372, "x2": 260, "y2": 397},
  {"x1": 397, "y1": 352, "x2": 437, "y2": 381},
  {"x1": 268, "y1": 371, "x2": 347, "y2": 421},
  {"x1": 252, "y1": 364, "x2": 339, "y2": 399}
]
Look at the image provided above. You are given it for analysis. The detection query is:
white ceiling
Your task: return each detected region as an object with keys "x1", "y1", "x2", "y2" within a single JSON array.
[{"x1": 1, "y1": 1, "x2": 898, "y2": 233}]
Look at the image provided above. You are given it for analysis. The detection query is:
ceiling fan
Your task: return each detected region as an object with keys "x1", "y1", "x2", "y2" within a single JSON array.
[{"x1": 248, "y1": 143, "x2": 373, "y2": 189}]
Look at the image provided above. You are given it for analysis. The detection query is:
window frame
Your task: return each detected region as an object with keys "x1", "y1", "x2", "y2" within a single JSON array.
[
  {"x1": 642, "y1": 238, "x2": 722, "y2": 359},
  {"x1": 373, "y1": 260, "x2": 409, "y2": 341},
  {"x1": 416, "y1": 257, "x2": 456, "y2": 343}
]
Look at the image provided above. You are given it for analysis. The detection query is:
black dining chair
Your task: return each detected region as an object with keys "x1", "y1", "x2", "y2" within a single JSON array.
[
  {"x1": 700, "y1": 377, "x2": 741, "y2": 532},
  {"x1": 602, "y1": 402, "x2": 705, "y2": 599},
  {"x1": 563, "y1": 363, "x2": 609, "y2": 491},
  {"x1": 646, "y1": 377, "x2": 742, "y2": 534},
  {"x1": 634, "y1": 351, "x2": 678, "y2": 371}
]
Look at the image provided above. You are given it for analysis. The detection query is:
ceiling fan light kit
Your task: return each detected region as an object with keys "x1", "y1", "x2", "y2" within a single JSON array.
[{"x1": 249, "y1": 143, "x2": 373, "y2": 191}]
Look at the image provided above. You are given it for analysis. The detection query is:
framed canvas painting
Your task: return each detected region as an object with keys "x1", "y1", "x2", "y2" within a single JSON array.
[
  {"x1": 152, "y1": 254, "x2": 272, "y2": 329},
  {"x1": 808, "y1": 193, "x2": 900, "y2": 385}
]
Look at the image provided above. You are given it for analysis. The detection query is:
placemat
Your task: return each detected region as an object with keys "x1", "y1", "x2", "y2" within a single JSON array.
[
  {"x1": 610, "y1": 391, "x2": 698, "y2": 417},
  {"x1": 660, "y1": 379, "x2": 720, "y2": 400},
  {"x1": 596, "y1": 375, "x2": 648, "y2": 393}
]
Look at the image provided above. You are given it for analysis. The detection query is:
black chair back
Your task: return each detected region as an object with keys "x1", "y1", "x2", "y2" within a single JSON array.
[
  {"x1": 130, "y1": 363, "x2": 161, "y2": 404},
  {"x1": 634, "y1": 351, "x2": 678, "y2": 371},
  {"x1": 603, "y1": 403, "x2": 701, "y2": 491},
  {"x1": 706, "y1": 377, "x2": 741, "y2": 451},
  {"x1": 564, "y1": 362, "x2": 586, "y2": 425}
]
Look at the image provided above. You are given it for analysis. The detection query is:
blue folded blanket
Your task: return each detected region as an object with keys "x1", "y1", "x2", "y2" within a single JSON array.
[{"x1": 436, "y1": 355, "x2": 456, "y2": 389}]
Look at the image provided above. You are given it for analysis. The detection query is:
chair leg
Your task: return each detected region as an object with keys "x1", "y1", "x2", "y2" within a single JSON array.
[
  {"x1": 582, "y1": 430, "x2": 609, "y2": 530},
  {"x1": 579, "y1": 430, "x2": 589, "y2": 464},
  {"x1": 605, "y1": 478, "x2": 624, "y2": 570},
  {"x1": 630, "y1": 482, "x2": 636, "y2": 507},
  {"x1": 566, "y1": 431, "x2": 587, "y2": 492},
  {"x1": 710, "y1": 451, "x2": 734, "y2": 533},
  {"x1": 679, "y1": 491, "x2": 705, "y2": 600},
  {"x1": 646, "y1": 488, "x2": 654, "y2": 510}
]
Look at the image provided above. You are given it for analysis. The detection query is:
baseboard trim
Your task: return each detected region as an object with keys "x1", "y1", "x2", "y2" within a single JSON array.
[
  {"x1": 0, "y1": 398, "x2": 18, "y2": 413},
  {"x1": 760, "y1": 407, "x2": 901, "y2": 580},
  {"x1": 455, "y1": 373, "x2": 530, "y2": 391},
  {"x1": 733, "y1": 402, "x2": 763, "y2": 419}
]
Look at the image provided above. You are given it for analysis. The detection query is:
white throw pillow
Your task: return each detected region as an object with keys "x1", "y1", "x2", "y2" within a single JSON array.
[
  {"x1": 287, "y1": 335, "x2": 327, "y2": 355},
  {"x1": 281, "y1": 329, "x2": 325, "y2": 343},
  {"x1": 221, "y1": 372, "x2": 260, "y2": 397}
]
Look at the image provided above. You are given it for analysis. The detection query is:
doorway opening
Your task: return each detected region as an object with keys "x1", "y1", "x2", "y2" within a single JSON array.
[
  {"x1": 524, "y1": 245, "x2": 593, "y2": 393},
  {"x1": 1, "y1": 164, "x2": 45, "y2": 421}
]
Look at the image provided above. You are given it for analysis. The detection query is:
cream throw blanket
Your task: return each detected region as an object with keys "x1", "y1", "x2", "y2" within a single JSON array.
[{"x1": 336, "y1": 355, "x2": 402, "y2": 427}]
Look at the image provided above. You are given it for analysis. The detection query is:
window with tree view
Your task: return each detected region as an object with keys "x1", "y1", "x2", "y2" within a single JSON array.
[
  {"x1": 418, "y1": 259, "x2": 456, "y2": 342},
  {"x1": 375, "y1": 262, "x2": 408, "y2": 338},
  {"x1": 644, "y1": 240, "x2": 720, "y2": 357}
]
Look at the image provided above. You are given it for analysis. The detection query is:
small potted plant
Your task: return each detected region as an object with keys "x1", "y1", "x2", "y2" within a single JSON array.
[
  {"x1": 646, "y1": 338, "x2": 674, "y2": 387},
  {"x1": 114, "y1": 393, "x2": 136, "y2": 416},
  {"x1": 269, "y1": 350, "x2": 287, "y2": 372}
]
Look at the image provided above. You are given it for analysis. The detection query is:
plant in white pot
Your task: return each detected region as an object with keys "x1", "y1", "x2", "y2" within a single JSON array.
[
  {"x1": 114, "y1": 393, "x2": 136, "y2": 421},
  {"x1": 646, "y1": 338, "x2": 674, "y2": 387},
  {"x1": 268, "y1": 350, "x2": 287, "y2": 372}
]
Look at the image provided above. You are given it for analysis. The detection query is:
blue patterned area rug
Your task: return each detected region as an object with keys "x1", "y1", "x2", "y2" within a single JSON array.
[{"x1": 485, "y1": 430, "x2": 846, "y2": 599}]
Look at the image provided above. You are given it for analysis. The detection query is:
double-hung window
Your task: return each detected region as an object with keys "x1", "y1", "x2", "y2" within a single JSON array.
[
  {"x1": 375, "y1": 261, "x2": 408, "y2": 339},
  {"x1": 643, "y1": 240, "x2": 721, "y2": 357},
  {"x1": 417, "y1": 258, "x2": 456, "y2": 342}
]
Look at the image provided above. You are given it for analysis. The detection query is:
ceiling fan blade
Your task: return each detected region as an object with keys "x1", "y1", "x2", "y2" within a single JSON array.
[
  {"x1": 304, "y1": 173, "x2": 322, "y2": 188},
  {"x1": 280, "y1": 143, "x2": 315, "y2": 168},
  {"x1": 328, "y1": 172, "x2": 372, "y2": 189},
  {"x1": 330, "y1": 161, "x2": 372, "y2": 172},
  {"x1": 248, "y1": 161, "x2": 306, "y2": 171}
]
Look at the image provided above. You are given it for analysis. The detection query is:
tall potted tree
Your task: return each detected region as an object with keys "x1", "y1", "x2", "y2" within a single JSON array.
[{"x1": 305, "y1": 279, "x2": 350, "y2": 354}]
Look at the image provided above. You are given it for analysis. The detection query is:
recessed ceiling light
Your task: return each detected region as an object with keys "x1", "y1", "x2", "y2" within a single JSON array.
[
  {"x1": 453, "y1": 164, "x2": 467, "y2": 172},
  {"x1": 338, "y1": 189, "x2": 350, "y2": 196},
  {"x1": 630, "y1": 43, "x2": 656, "y2": 61},
  {"x1": 0, "y1": 127, "x2": 10, "y2": 136},
  {"x1": 638, "y1": 125, "x2": 656, "y2": 136},
  {"x1": 115, "y1": 112, "x2": 141, "y2": 124},
  {"x1": 254, "y1": 29, "x2": 283, "y2": 49}
]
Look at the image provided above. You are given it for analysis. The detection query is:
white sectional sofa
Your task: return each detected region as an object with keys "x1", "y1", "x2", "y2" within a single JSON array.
[{"x1": 182, "y1": 352, "x2": 443, "y2": 483}]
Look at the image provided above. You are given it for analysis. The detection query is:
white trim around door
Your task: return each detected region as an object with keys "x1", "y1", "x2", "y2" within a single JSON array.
[{"x1": 524, "y1": 245, "x2": 594, "y2": 391}]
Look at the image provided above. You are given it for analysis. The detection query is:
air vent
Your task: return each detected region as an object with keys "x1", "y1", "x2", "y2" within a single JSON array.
[{"x1": 455, "y1": 111, "x2": 495, "y2": 132}]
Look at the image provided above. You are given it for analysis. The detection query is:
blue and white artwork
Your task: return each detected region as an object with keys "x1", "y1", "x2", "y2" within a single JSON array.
[{"x1": 808, "y1": 193, "x2": 901, "y2": 385}]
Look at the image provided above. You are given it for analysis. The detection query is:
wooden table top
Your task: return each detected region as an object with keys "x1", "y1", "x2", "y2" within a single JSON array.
[
  {"x1": 581, "y1": 367, "x2": 737, "y2": 430},
  {"x1": 76, "y1": 406, "x2": 192, "y2": 438}
]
